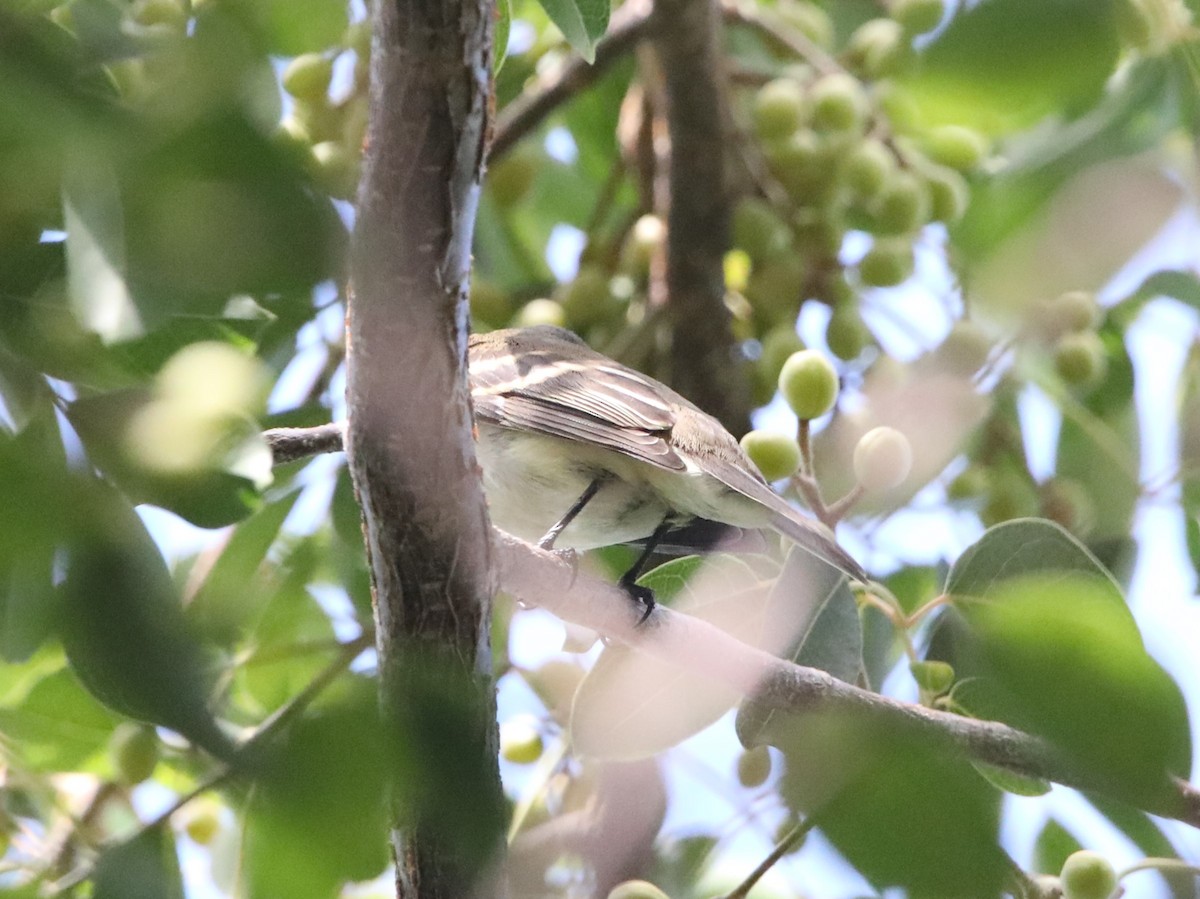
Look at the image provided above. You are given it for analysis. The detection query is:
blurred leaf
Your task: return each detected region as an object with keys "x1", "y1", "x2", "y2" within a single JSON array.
[
  {"x1": 1086, "y1": 797, "x2": 1195, "y2": 898},
  {"x1": 650, "y1": 835, "x2": 719, "y2": 899},
  {"x1": 242, "y1": 677, "x2": 388, "y2": 898},
  {"x1": 906, "y1": 0, "x2": 1120, "y2": 134},
  {"x1": 59, "y1": 483, "x2": 235, "y2": 759},
  {"x1": 93, "y1": 825, "x2": 185, "y2": 899},
  {"x1": 775, "y1": 710, "x2": 1007, "y2": 896},
  {"x1": 186, "y1": 489, "x2": 302, "y2": 645},
  {"x1": 224, "y1": 0, "x2": 348, "y2": 56},
  {"x1": 736, "y1": 549, "x2": 861, "y2": 748},
  {"x1": 970, "y1": 761, "x2": 1050, "y2": 797},
  {"x1": 66, "y1": 389, "x2": 265, "y2": 527},
  {"x1": 572, "y1": 556, "x2": 767, "y2": 759},
  {"x1": 957, "y1": 573, "x2": 1191, "y2": 804},
  {"x1": 495, "y1": 0, "x2": 512, "y2": 73},
  {"x1": 111, "y1": 315, "x2": 266, "y2": 379},
  {"x1": 1033, "y1": 818, "x2": 1083, "y2": 875},
  {"x1": 0, "y1": 666, "x2": 119, "y2": 771},
  {"x1": 62, "y1": 156, "x2": 141, "y2": 343},
  {"x1": 1121, "y1": 268, "x2": 1200, "y2": 319},
  {"x1": 536, "y1": 0, "x2": 610, "y2": 62}
]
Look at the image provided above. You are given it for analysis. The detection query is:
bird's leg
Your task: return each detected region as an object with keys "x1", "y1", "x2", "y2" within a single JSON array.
[
  {"x1": 619, "y1": 516, "x2": 675, "y2": 624},
  {"x1": 537, "y1": 479, "x2": 603, "y2": 550}
]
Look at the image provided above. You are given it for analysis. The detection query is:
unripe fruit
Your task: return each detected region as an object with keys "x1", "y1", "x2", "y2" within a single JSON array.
[
  {"x1": 181, "y1": 804, "x2": 222, "y2": 845},
  {"x1": 842, "y1": 139, "x2": 895, "y2": 198},
  {"x1": 980, "y1": 468, "x2": 1039, "y2": 526},
  {"x1": 1059, "y1": 850, "x2": 1118, "y2": 899},
  {"x1": 736, "y1": 745, "x2": 773, "y2": 788},
  {"x1": 282, "y1": 53, "x2": 334, "y2": 101},
  {"x1": 825, "y1": 303, "x2": 870, "y2": 361},
  {"x1": 754, "y1": 327, "x2": 806, "y2": 405},
  {"x1": 724, "y1": 249, "x2": 752, "y2": 293},
  {"x1": 754, "y1": 78, "x2": 808, "y2": 141},
  {"x1": 871, "y1": 170, "x2": 930, "y2": 235},
  {"x1": 732, "y1": 197, "x2": 791, "y2": 263},
  {"x1": 343, "y1": 19, "x2": 372, "y2": 57},
  {"x1": 470, "y1": 279, "x2": 513, "y2": 327},
  {"x1": 111, "y1": 723, "x2": 160, "y2": 785},
  {"x1": 515, "y1": 298, "x2": 567, "y2": 328},
  {"x1": 777, "y1": 0, "x2": 834, "y2": 47},
  {"x1": 488, "y1": 147, "x2": 538, "y2": 207},
  {"x1": 936, "y1": 320, "x2": 992, "y2": 376},
  {"x1": 946, "y1": 464, "x2": 990, "y2": 501},
  {"x1": 1042, "y1": 290, "x2": 1101, "y2": 337},
  {"x1": 779, "y1": 350, "x2": 839, "y2": 419},
  {"x1": 925, "y1": 165, "x2": 970, "y2": 224},
  {"x1": 740, "y1": 430, "x2": 802, "y2": 481},
  {"x1": 311, "y1": 141, "x2": 357, "y2": 199},
  {"x1": 858, "y1": 237, "x2": 914, "y2": 287},
  {"x1": 765, "y1": 130, "x2": 826, "y2": 200},
  {"x1": 845, "y1": 18, "x2": 910, "y2": 79},
  {"x1": 892, "y1": 0, "x2": 944, "y2": 34},
  {"x1": 558, "y1": 266, "x2": 618, "y2": 329},
  {"x1": 607, "y1": 881, "x2": 670, "y2": 899},
  {"x1": 910, "y1": 660, "x2": 954, "y2": 693},
  {"x1": 130, "y1": 0, "x2": 187, "y2": 30},
  {"x1": 809, "y1": 73, "x2": 869, "y2": 134},
  {"x1": 746, "y1": 256, "x2": 805, "y2": 325},
  {"x1": 853, "y1": 426, "x2": 913, "y2": 491},
  {"x1": 500, "y1": 717, "x2": 544, "y2": 764},
  {"x1": 291, "y1": 96, "x2": 341, "y2": 143},
  {"x1": 873, "y1": 81, "x2": 921, "y2": 133},
  {"x1": 1054, "y1": 331, "x2": 1108, "y2": 387},
  {"x1": 621, "y1": 214, "x2": 665, "y2": 278},
  {"x1": 922, "y1": 124, "x2": 988, "y2": 172}
]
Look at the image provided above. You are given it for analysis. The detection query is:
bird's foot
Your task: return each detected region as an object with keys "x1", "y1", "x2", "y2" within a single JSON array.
[{"x1": 619, "y1": 578, "x2": 656, "y2": 625}]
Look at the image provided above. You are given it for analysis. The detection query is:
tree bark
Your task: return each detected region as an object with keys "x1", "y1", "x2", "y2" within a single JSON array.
[{"x1": 348, "y1": 1, "x2": 503, "y2": 896}]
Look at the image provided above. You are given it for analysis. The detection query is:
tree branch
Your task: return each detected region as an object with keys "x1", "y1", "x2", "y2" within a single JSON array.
[
  {"x1": 257, "y1": 425, "x2": 1200, "y2": 828},
  {"x1": 351, "y1": 0, "x2": 503, "y2": 895},
  {"x1": 263, "y1": 423, "x2": 345, "y2": 463},
  {"x1": 490, "y1": 0, "x2": 656, "y2": 162},
  {"x1": 651, "y1": 0, "x2": 752, "y2": 434}
]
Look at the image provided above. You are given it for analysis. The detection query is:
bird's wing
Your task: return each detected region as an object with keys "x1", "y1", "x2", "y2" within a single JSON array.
[
  {"x1": 470, "y1": 334, "x2": 688, "y2": 471},
  {"x1": 696, "y1": 454, "x2": 867, "y2": 581}
]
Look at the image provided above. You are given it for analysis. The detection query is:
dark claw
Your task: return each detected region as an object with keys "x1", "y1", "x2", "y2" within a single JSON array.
[{"x1": 619, "y1": 580, "x2": 656, "y2": 624}]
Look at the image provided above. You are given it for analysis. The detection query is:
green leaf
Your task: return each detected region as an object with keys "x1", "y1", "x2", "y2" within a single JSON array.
[
  {"x1": 186, "y1": 489, "x2": 303, "y2": 645},
  {"x1": 1086, "y1": 797, "x2": 1195, "y2": 898},
  {"x1": 223, "y1": 0, "x2": 348, "y2": 56},
  {"x1": 0, "y1": 667, "x2": 119, "y2": 771},
  {"x1": 1033, "y1": 819, "x2": 1084, "y2": 876},
  {"x1": 775, "y1": 711, "x2": 1008, "y2": 896},
  {"x1": 93, "y1": 825, "x2": 185, "y2": 899},
  {"x1": 495, "y1": 0, "x2": 512, "y2": 73},
  {"x1": 945, "y1": 517, "x2": 1124, "y2": 605},
  {"x1": 905, "y1": 0, "x2": 1120, "y2": 135},
  {"x1": 736, "y1": 548, "x2": 861, "y2": 748},
  {"x1": 571, "y1": 556, "x2": 767, "y2": 759},
  {"x1": 970, "y1": 761, "x2": 1050, "y2": 797},
  {"x1": 536, "y1": 0, "x2": 610, "y2": 62},
  {"x1": 957, "y1": 573, "x2": 1191, "y2": 804}
]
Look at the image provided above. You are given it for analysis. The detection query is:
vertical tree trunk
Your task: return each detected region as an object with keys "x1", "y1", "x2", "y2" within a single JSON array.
[{"x1": 347, "y1": 1, "x2": 503, "y2": 896}]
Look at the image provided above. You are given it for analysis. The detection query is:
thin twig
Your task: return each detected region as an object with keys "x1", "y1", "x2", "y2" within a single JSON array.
[{"x1": 719, "y1": 817, "x2": 815, "y2": 899}]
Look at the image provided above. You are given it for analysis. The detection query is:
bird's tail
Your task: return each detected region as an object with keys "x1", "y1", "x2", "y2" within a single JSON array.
[{"x1": 768, "y1": 510, "x2": 867, "y2": 583}]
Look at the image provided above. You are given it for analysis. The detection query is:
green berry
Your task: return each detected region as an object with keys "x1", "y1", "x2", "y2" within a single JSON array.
[
  {"x1": 282, "y1": 53, "x2": 334, "y2": 101},
  {"x1": 754, "y1": 78, "x2": 808, "y2": 141},
  {"x1": 765, "y1": 130, "x2": 827, "y2": 200},
  {"x1": 925, "y1": 164, "x2": 971, "y2": 223},
  {"x1": 291, "y1": 96, "x2": 341, "y2": 142},
  {"x1": 873, "y1": 81, "x2": 922, "y2": 133},
  {"x1": 732, "y1": 197, "x2": 791, "y2": 263},
  {"x1": 736, "y1": 745, "x2": 773, "y2": 788},
  {"x1": 182, "y1": 803, "x2": 222, "y2": 845},
  {"x1": 343, "y1": 19, "x2": 372, "y2": 57},
  {"x1": 779, "y1": 349, "x2": 839, "y2": 419},
  {"x1": 621, "y1": 214, "x2": 665, "y2": 278},
  {"x1": 515, "y1": 298, "x2": 567, "y2": 328},
  {"x1": 809, "y1": 73, "x2": 869, "y2": 134},
  {"x1": 558, "y1": 265, "x2": 619, "y2": 329},
  {"x1": 746, "y1": 256, "x2": 806, "y2": 325},
  {"x1": 1043, "y1": 290, "x2": 1101, "y2": 337},
  {"x1": 845, "y1": 18, "x2": 910, "y2": 79},
  {"x1": 1059, "y1": 850, "x2": 1118, "y2": 899},
  {"x1": 111, "y1": 723, "x2": 160, "y2": 785},
  {"x1": 130, "y1": 0, "x2": 187, "y2": 29},
  {"x1": 922, "y1": 124, "x2": 988, "y2": 172},
  {"x1": 740, "y1": 430, "x2": 802, "y2": 481},
  {"x1": 777, "y1": 0, "x2": 834, "y2": 47},
  {"x1": 871, "y1": 170, "x2": 930, "y2": 235},
  {"x1": 311, "y1": 141, "x2": 357, "y2": 199},
  {"x1": 1054, "y1": 331, "x2": 1108, "y2": 387},
  {"x1": 859, "y1": 237, "x2": 914, "y2": 287},
  {"x1": 842, "y1": 138, "x2": 895, "y2": 198},
  {"x1": 892, "y1": 0, "x2": 944, "y2": 34},
  {"x1": 607, "y1": 881, "x2": 671, "y2": 899},
  {"x1": 825, "y1": 303, "x2": 870, "y2": 361},
  {"x1": 500, "y1": 717, "x2": 544, "y2": 764},
  {"x1": 754, "y1": 326, "x2": 806, "y2": 405},
  {"x1": 910, "y1": 660, "x2": 954, "y2": 693},
  {"x1": 488, "y1": 146, "x2": 538, "y2": 207},
  {"x1": 853, "y1": 426, "x2": 913, "y2": 491},
  {"x1": 937, "y1": 320, "x2": 992, "y2": 376}
]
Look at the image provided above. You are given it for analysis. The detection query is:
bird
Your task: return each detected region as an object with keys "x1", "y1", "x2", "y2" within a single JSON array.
[{"x1": 468, "y1": 325, "x2": 865, "y2": 620}]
